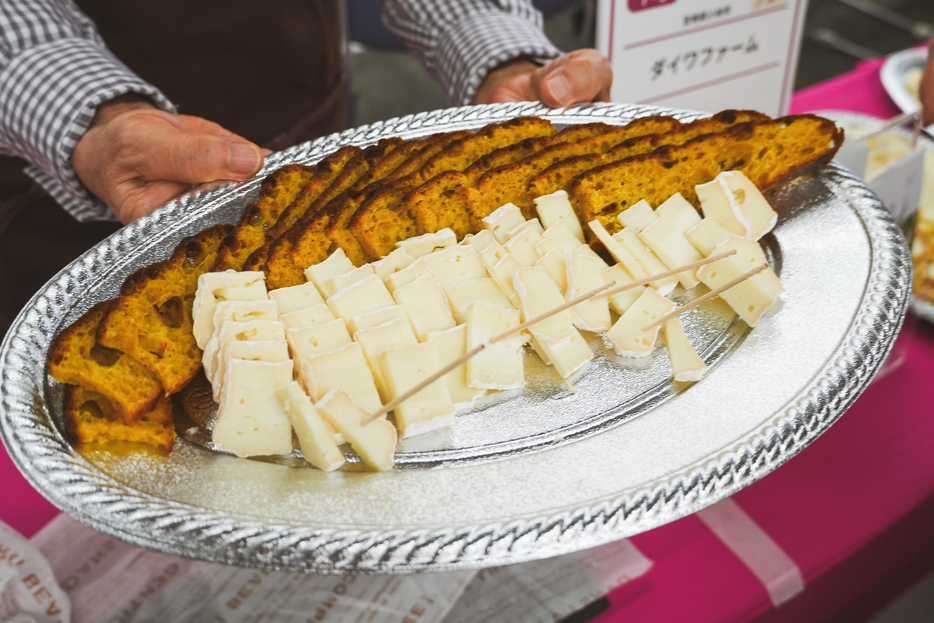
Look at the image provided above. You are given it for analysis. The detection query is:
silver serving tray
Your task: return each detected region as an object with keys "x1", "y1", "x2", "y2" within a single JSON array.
[{"x1": 0, "y1": 102, "x2": 912, "y2": 574}]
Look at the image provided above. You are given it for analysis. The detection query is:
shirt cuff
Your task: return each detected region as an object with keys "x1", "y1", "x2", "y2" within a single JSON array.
[
  {"x1": 436, "y1": 11, "x2": 562, "y2": 107},
  {"x1": 0, "y1": 38, "x2": 175, "y2": 222}
]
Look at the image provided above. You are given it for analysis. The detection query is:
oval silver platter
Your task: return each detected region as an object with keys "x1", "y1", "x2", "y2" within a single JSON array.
[{"x1": 0, "y1": 102, "x2": 912, "y2": 574}]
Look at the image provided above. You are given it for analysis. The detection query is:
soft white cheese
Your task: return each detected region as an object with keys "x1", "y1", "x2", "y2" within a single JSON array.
[
  {"x1": 638, "y1": 193, "x2": 703, "y2": 289},
  {"x1": 287, "y1": 318, "x2": 352, "y2": 362},
  {"x1": 304, "y1": 342, "x2": 383, "y2": 413},
  {"x1": 465, "y1": 302, "x2": 525, "y2": 390},
  {"x1": 304, "y1": 248, "x2": 355, "y2": 298},
  {"x1": 279, "y1": 302, "x2": 337, "y2": 330},
  {"x1": 663, "y1": 318, "x2": 708, "y2": 382},
  {"x1": 354, "y1": 317, "x2": 418, "y2": 402},
  {"x1": 213, "y1": 359, "x2": 293, "y2": 458},
  {"x1": 371, "y1": 247, "x2": 415, "y2": 281},
  {"x1": 477, "y1": 241, "x2": 510, "y2": 270},
  {"x1": 534, "y1": 330, "x2": 592, "y2": 379},
  {"x1": 425, "y1": 325, "x2": 485, "y2": 407},
  {"x1": 214, "y1": 339, "x2": 290, "y2": 401},
  {"x1": 605, "y1": 288, "x2": 676, "y2": 358},
  {"x1": 533, "y1": 190, "x2": 585, "y2": 243},
  {"x1": 503, "y1": 221, "x2": 543, "y2": 267},
  {"x1": 461, "y1": 229, "x2": 497, "y2": 253},
  {"x1": 445, "y1": 277, "x2": 513, "y2": 323},
  {"x1": 324, "y1": 264, "x2": 375, "y2": 295},
  {"x1": 587, "y1": 219, "x2": 650, "y2": 284},
  {"x1": 512, "y1": 265, "x2": 576, "y2": 342},
  {"x1": 685, "y1": 217, "x2": 732, "y2": 256},
  {"x1": 535, "y1": 248, "x2": 568, "y2": 294},
  {"x1": 327, "y1": 274, "x2": 396, "y2": 322},
  {"x1": 380, "y1": 342, "x2": 455, "y2": 438},
  {"x1": 616, "y1": 200, "x2": 658, "y2": 231},
  {"x1": 385, "y1": 257, "x2": 431, "y2": 292},
  {"x1": 565, "y1": 251, "x2": 611, "y2": 332},
  {"x1": 205, "y1": 318, "x2": 286, "y2": 386},
  {"x1": 482, "y1": 203, "x2": 526, "y2": 243},
  {"x1": 316, "y1": 389, "x2": 396, "y2": 472},
  {"x1": 192, "y1": 270, "x2": 268, "y2": 349},
  {"x1": 612, "y1": 227, "x2": 677, "y2": 294},
  {"x1": 601, "y1": 264, "x2": 647, "y2": 315},
  {"x1": 277, "y1": 381, "x2": 345, "y2": 471},
  {"x1": 348, "y1": 304, "x2": 411, "y2": 336},
  {"x1": 395, "y1": 228, "x2": 457, "y2": 258},
  {"x1": 268, "y1": 282, "x2": 324, "y2": 315},
  {"x1": 487, "y1": 254, "x2": 522, "y2": 307},
  {"x1": 696, "y1": 171, "x2": 777, "y2": 240},
  {"x1": 392, "y1": 272, "x2": 456, "y2": 341},
  {"x1": 424, "y1": 244, "x2": 486, "y2": 288},
  {"x1": 536, "y1": 221, "x2": 584, "y2": 257}
]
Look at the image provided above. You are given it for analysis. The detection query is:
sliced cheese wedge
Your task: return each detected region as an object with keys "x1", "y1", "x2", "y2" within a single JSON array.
[
  {"x1": 380, "y1": 342, "x2": 455, "y2": 438},
  {"x1": 445, "y1": 277, "x2": 513, "y2": 323},
  {"x1": 192, "y1": 270, "x2": 268, "y2": 349},
  {"x1": 214, "y1": 359, "x2": 293, "y2": 458},
  {"x1": 477, "y1": 241, "x2": 510, "y2": 271},
  {"x1": 537, "y1": 330, "x2": 593, "y2": 379},
  {"x1": 277, "y1": 381, "x2": 345, "y2": 472},
  {"x1": 348, "y1": 304, "x2": 411, "y2": 336},
  {"x1": 392, "y1": 272, "x2": 456, "y2": 341},
  {"x1": 487, "y1": 254, "x2": 522, "y2": 307},
  {"x1": 280, "y1": 302, "x2": 336, "y2": 330},
  {"x1": 385, "y1": 257, "x2": 431, "y2": 292},
  {"x1": 461, "y1": 229, "x2": 497, "y2": 253},
  {"x1": 663, "y1": 319, "x2": 708, "y2": 382},
  {"x1": 324, "y1": 264, "x2": 375, "y2": 295},
  {"x1": 395, "y1": 228, "x2": 457, "y2": 258},
  {"x1": 695, "y1": 170, "x2": 777, "y2": 240},
  {"x1": 424, "y1": 243, "x2": 486, "y2": 288},
  {"x1": 214, "y1": 339, "x2": 290, "y2": 401},
  {"x1": 638, "y1": 193, "x2": 704, "y2": 289},
  {"x1": 483, "y1": 203, "x2": 526, "y2": 243},
  {"x1": 605, "y1": 288, "x2": 676, "y2": 358},
  {"x1": 602, "y1": 264, "x2": 646, "y2": 315},
  {"x1": 565, "y1": 251, "x2": 611, "y2": 332},
  {"x1": 503, "y1": 221, "x2": 543, "y2": 267},
  {"x1": 612, "y1": 227, "x2": 677, "y2": 295},
  {"x1": 512, "y1": 265, "x2": 576, "y2": 342},
  {"x1": 465, "y1": 302, "x2": 525, "y2": 390},
  {"x1": 425, "y1": 324, "x2": 485, "y2": 407},
  {"x1": 287, "y1": 318, "x2": 352, "y2": 361},
  {"x1": 617, "y1": 200, "x2": 658, "y2": 231},
  {"x1": 533, "y1": 190, "x2": 585, "y2": 243},
  {"x1": 536, "y1": 221, "x2": 584, "y2": 257},
  {"x1": 304, "y1": 342, "x2": 383, "y2": 413},
  {"x1": 354, "y1": 317, "x2": 418, "y2": 402},
  {"x1": 305, "y1": 248, "x2": 355, "y2": 298},
  {"x1": 685, "y1": 217, "x2": 732, "y2": 256},
  {"x1": 371, "y1": 247, "x2": 414, "y2": 281},
  {"x1": 268, "y1": 282, "x2": 324, "y2": 315},
  {"x1": 205, "y1": 318, "x2": 286, "y2": 386},
  {"x1": 535, "y1": 248, "x2": 568, "y2": 294},
  {"x1": 316, "y1": 389, "x2": 396, "y2": 472},
  {"x1": 327, "y1": 274, "x2": 395, "y2": 322},
  {"x1": 588, "y1": 219, "x2": 651, "y2": 285}
]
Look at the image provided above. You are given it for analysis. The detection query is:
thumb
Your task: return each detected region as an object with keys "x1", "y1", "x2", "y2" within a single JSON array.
[
  {"x1": 532, "y1": 50, "x2": 613, "y2": 108},
  {"x1": 137, "y1": 125, "x2": 263, "y2": 184}
]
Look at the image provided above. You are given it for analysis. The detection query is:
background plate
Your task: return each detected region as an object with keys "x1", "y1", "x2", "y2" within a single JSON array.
[
  {"x1": 0, "y1": 102, "x2": 912, "y2": 574},
  {"x1": 880, "y1": 47, "x2": 927, "y2": 117}
]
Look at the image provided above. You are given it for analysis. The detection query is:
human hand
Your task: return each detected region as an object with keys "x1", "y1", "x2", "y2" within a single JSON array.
[
  {"x1": 473, "y1": 49, "x2": 612, "y2": 108},
  {"x1": 921, "y1": 37, "x2": 934, "y2": 126},
  {"x1": 72, "y1": 95, "x2": 268, "y2": 224}
]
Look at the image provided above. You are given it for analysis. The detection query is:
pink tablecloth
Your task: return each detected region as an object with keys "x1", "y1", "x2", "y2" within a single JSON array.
[{"x1": 2, "y1": 56, "x2": 932, "y2": 623}]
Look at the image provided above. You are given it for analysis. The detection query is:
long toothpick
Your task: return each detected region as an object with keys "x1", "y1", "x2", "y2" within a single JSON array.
[
  {"x1": 361, "y1": 250, "x2": 741, "y2": 425},
  {"x1": 642, "y1": 263, "x2": 769, "y2": 332}
]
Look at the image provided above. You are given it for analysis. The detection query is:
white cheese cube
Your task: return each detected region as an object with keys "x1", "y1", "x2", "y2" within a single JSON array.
[
  {"x1": 512, "y1": 266, "x2": 576, "y2": 342},
  {"x1": 663, "y1": 319, "x2": 708, "y2": 382},
  {"x1": 461, "y1": 229, "x2": 497, "y2": 253},
  {"x1": 617, "y1": 200, "x2": 658, "y2": 231},
  {"x1": 695, "y1": 236, "x2": 784, "y2": 327},
  {"x1": 613, "y1": 228, "x2": 678, "y2": 294},
  {"x1": 214, "y1": 339, "x2": 290, "y2": 401},
  {"x1": 487, "y1": 254, "x2": 522, "y2": 307},
  {"x1": 327, "y1": 274, "x2": 395, "y2": 321},
  {"x1": 685, "y1": 217, "x2": 732, "y2": 256},
  {"x1": 503, "y1": 221, "x2": 543, "y2": 267},
  {"x1": 606, "y1": 288, "x2": 677, "y2": 358},
  {"x1": 385, "y1": 257, "x2": 431, "y2": 292},
  {"x1": 425, "y1": 325, "x2": 485, "y2": 406},
  {"x1": 565, "y1": 251, "x2": 612, "y2": 332},
  {"x1": 424, "y1": 244, "x2": 486, "y2": 288},
  {"x1": 696, "y1": 171, "x2": 777, "y2": 240},
  {"x1": 392, "y1": 273, "x2": 456, "y2": 341},
  {"x1": 354, "y1": 317, "x2": 418, "y2": 401},
  {"x1": 602, "y1": 264, "x2": 647, "y2": 315},
  {"x1": 304, "y1": 248, "x2": 355, "y2": 298},
  {"x1": 477, "y1": 241, "x2": 510, "y2": 270},
  {"x1": 192, "y1": 270, "x2": 267, "y2": 349},
  {"x1": 214, "y1": 359, "x2": 293, "y2": 457},
  {"x1": 534, "y1": 330, "x2": 592, "y2": 379},
  {"x1": 536, "y1": 221, "x2": 584, "y2": 257},
  {"x1": 395, "y1": 228, "x2": 457, "y2": 258},
  {"x1": 533, "y1": 190, "x2": 585, "y2": 243},
  {"x1": 268, "y1": 282, "x2": 324, "y2": 315},
  {"x1": 304, "y1": 342, "x2": 383, "y2": 413},
  {"x1": 316, "y1": 390, "x2": 396, "y2": 472},
  {"x1": 445, "y1": 277, "x2": 513, "y2": 323},
  {"x1": 324, "y1": 264, "x2": 375, "y2": 295},
  {"x1": 535, "y1": 248, "x2": 568, "y2": 294},
  {"x1": 280, "y1": 302, "x2": 336, "y2": 330},
  {"x1": 638, "y1": 194, "x2": 704, "y2": 289},
  {"x1": 348, "y1": 304, "x2": 411, "y2": 335},
  {"x1": 588, "y1": 219, "x2": 650, "y2": 284},
  {"x1": 380, "y1": 342, "x2": 455, "y2": 438},
  {"x1": 483, "y1": 203, "x2": 526, "y2": 243},
  {"x1": 371, "y1": 247, "x2": 414, "y2": 281},
  {"x1": 465, "y1": 303, "x2": 525, "y2": 390},
  {"x1": 205, "y1": 318, "x2": 286, "y2": 386},
  {"x1": 277, "y1": 382, "x2": 345, "y2": 472},
  {"x1": 287, "y1": 318, "x2": 351, "y2": 362}
]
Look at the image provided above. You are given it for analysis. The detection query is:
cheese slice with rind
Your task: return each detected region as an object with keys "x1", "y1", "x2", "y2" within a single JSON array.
[
  {"x1": 482, "y1": 203, "x2": 526, "y2": 243},
  {"x1": 503, "y1": 221, "x2": 542, "y2": 267},
  {"x1": 395, "y1": 228, "x2": 456, "y2": 258},
  {"x1": 268, "y1": 282, "x2": 324, "y2": 315},
  {"x1": 663, "y1": 319, "x2": 708, "y2": 382},
  {"x1": 617, "y1": 200, "x2": 658, "y2": 232},
  {"x1": 424, "y1": 243, "x2": 486, "y2": 288},
  {"x1": 355, "y1": 317, "x2": 418, "y2": 402},
  {"x1": 304, "y1": 342, "x2": 383, "y2": 413},
  {"x1": 392, "y1": 273, "x2": 456, "y2": 341},
  {"x1": 327, "y1": 274, "x2": 395, "y2": 322},
  {"x1": 316, "y1": 389, "x2": 396, "y2": 472},
  {"x1": 425, "y1": 324, "x2": 485, "y2": 407},
  {"x1": 445, "y1": 277, "x2": 513, "y2": 323},
  {"x1": 565, "y1": 250, "x2": 611, "y2": 332},
  {"x1": 380, "y1": 341, "x2": 455, "y2": 438},
  {"x1": 695, "y1": 170, "x2": 778, "y2": 241},
  {"x1": 534, "y1": 190, "x2": 585, "y2": 243},
  {"x1": 278, "y1": 381, "x2": 345, "y2": 472},
  {"x1": 192, "y1": 270, "x2": 268, "y2": 349},
  {"x1": 214, "y1": 338, "x2": 290, "y2": 401},
  {"x1": 214, "y1": 359, "x2": 293, "y2": 458},
  {"x1": 465, "y1": 302, "x2": 525, "y2": 390},
  {"x1": 605, "y1": 288, "x2": 676, "y2": 358},
  {"x1": 638, "y1": 193, "x2": 704, "y2": 289},
  {"x1": 304, "y1": 248, "x2": 354, "y2": 298}
]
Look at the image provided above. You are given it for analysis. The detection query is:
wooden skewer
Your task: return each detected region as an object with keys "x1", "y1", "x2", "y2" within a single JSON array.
[
  {"x1": 361, "y1": 250, "x2": 742, "y2": 426},
  {"x1": 642, "y1": 263, "x2": 769, "y2": 332},
  {"x1": 595, "y1": 249, "x2": 737, "y2": 301}
]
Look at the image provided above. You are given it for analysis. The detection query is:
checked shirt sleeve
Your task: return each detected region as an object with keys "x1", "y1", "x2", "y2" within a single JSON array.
[
  {"x1": 380, "y1": 0, "x2": 563, "y2": 107},
  {"x1": 0, "y1": 1, "x2": 174, "y2": 221}
]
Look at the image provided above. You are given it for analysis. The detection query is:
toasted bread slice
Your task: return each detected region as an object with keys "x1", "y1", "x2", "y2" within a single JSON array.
[
  {"x1": 97, "y1": 224, "x2": 232, "y2": 393},
  {"x1": 386, "y1": 130, "x2": 472, "y2": 181},
  {"x1": 463, "y1": 136, "x2": 552, "y2": 185},
  {"x1": 573, "y1": 115, "x2": 683, "y2": 154},
  {"x1": 420, "y1": 117, "x2": 556, "y2": 180},
  {"x1": 48, "y1": 301, "x2": 163, "y2": 422},
  {"x1": 351, "y1": 179, "x2": 422, "y2": 260},
  {"x1": 213, "y1": 164, "x2": 313, "y2": 271},
  {"x1": 528, "y1": 110, "x2": 769, "y2": 202},
  {"x1": 571, "y1": 115, "x2": 844, "y2": 236},
  {"x1": 550, "y1": 122, "x2": 618, "y2": 144},
  {"x1": 403, "y1": 171, "x2": 476, "y2": 237},
  {"x1": 64, "y1": 385, "x2": 174, "y2": 453}
]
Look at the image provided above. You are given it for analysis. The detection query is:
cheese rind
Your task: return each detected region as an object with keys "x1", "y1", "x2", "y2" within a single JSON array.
[
  {"x1": 445, "y1": 277, "x2": 513, "y2": 323},
  {"x1": 605, "y1": 288, "x2": 676, "y2": 358},
  {"x1": 461, "y1": 229, "x2": 497, "y2": 253},
  {"x1": 696, "y1": 171, "x2": 778, "y2": 240},
  {"x1": 277, "y1": 382, "x2": 345, "y2": 471},
  {"x1": 533, "y1": 190, "x2": 585, "y2": 243},
  {"x1": 213, "y1": 359, "x2": 294, "y2": 458},
  {"x1": 638, "y1": 194, "x2": 704, "y2": 289},
  {"x1": 304, "y1": 342, "x2": 383, "y2": 413},
  {"x1": 354, "y1": 317, "x2": 419, "y2": 401},
  {"x1": 392, "y1": 273, "x2": 456, "y2": 341},
  {"x1": 192, "y1": 270, "x2": 268, "y2": 349},
  {"x1": 305, "y1": 248, "x2": 355, "y2": 298},
  {"x1": 602, "y1": 264, "x2": 646, "y2": 315},
  {"x1": 465, "y1": 303, "x2": 525, "y2": 390},
  {"x1": 316, "y1": 389, "x2": 396, "y2": 472},
  {"x1": 327, "y1": 274, "x2": 396, "y2": 322},
  {"x1": 268, "y1": 282, "x2": 324, "y2": 315},
  {"x1": 425, "y1": 325, "x2": 485, "y2": 406},
  {"x1": 663, "y1": 319, "x2": 708, "y2": 382},
  {"x1": 482, "y1": 203, "x2": 526, "y2": 243},
  {"x1": 396, "y1": 228, "x2": 456, "y2": 258},
  {"x1": 380, "y1": 342, "x2": 455, "y2": 438}
]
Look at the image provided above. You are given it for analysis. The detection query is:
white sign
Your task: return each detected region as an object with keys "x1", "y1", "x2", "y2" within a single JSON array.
[{"x1": 596, "y1": 0, "x2": 808, "y2": 116}]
